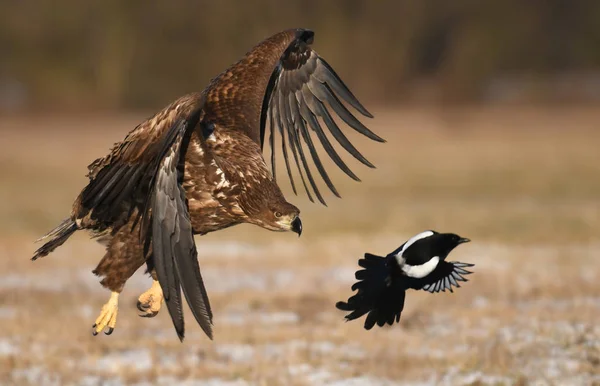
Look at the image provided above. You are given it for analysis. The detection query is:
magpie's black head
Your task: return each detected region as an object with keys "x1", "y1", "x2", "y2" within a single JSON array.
[
  {"x1": 434, "y1": 233, "x2": 470, "y2": 257},
  {"x1": 391, "y1": 230, "x2": 470, "y2": 264},
  {"x1": 390, "y1": 230, "x2": 470, "y2": 259}
]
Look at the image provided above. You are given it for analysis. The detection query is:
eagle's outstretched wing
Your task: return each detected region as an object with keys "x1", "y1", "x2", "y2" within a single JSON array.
[
  {"x1": 264, "y1": 35, "x2": 384, "y2": 205},
  {"x1": 76, "y1": 93, "x2": 213, "y2": 341},
  {"x1": 147, "y1": 118, "x2": 213, "y2": 341},
  {"x1": 78, "y1": 93, "x2": 203, "y2": 229},
  {"x1": 203, "y1": 29, "x2": 384, "y2": 205}
]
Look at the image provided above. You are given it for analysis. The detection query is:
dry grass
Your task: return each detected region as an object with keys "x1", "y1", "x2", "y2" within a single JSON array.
[{"x1": 1, "y1": 106, "x2": 599, "y2": 385}]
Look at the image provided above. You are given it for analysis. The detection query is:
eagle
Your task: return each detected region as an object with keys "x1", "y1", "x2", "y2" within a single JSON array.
[{"x1": 32, "y1": 28, "x2": 384, "y2": 341}]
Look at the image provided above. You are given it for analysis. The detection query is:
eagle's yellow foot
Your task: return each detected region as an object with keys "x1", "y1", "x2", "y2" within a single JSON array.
[
  {"x1": 137, "y1": 280, "x2": 163, "y2": 318},
  {"x1": 92, "y1": 291, "x2": 119, "y2": 336}
]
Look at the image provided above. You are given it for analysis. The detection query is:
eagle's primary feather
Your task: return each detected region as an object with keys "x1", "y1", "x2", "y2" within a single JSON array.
[{"x1": 32, "y1": 28, "x2": 383, "y2": 340}]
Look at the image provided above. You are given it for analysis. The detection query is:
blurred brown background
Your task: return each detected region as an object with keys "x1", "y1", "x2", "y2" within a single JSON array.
[
  {"x1": 1, "y1": 2, "x2": 600, "y2": 386},
  {"x1": 2, "y1": 0, "x2": 600, "y2": 112}
]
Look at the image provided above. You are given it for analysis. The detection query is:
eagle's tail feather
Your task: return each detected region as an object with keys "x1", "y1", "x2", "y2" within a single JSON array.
[{"x1": 32, "y1": 218, "x2": 78, "y2": 260}]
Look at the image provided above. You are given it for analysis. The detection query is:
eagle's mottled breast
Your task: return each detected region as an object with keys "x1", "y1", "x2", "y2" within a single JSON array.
[
  {"x1": 182, "y1": 131, "x2": 239, "y2": 234},
  {"x1": 182, "y1": 126, "x2": 273, "y2": 235}
]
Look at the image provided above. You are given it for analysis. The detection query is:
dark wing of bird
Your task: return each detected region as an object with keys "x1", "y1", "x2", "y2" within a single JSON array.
[
  {"x1": 408, "y1": 261, "x2": 475, "y2": 293},
  {"x1": 77, "y1": 93, "x2": 213, "y2": 341},
  {"x1": 148, "y1": 119, "x2": 213, "y2": 341},
  {"x1": 336, "y1": 253, "x2": 407, "y2": 330},
  {"x1": 201, "y1": 29, "x2": 383, "y2": 205},
  {"x1": 264, "y1": 37, "x2": 385, "y2": 205},
  {"x1": 79, "y1": 93, "x2": 202, "y2": 229}
]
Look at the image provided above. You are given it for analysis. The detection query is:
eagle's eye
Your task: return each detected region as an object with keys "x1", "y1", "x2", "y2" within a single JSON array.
[{"x1": 275, "y1": 211, "x2": 282, "y2": 218}]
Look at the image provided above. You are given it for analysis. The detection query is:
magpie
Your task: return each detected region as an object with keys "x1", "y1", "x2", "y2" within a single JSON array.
[{"x1": 336, "y1": 230, "x2": 473, "y2": 330}]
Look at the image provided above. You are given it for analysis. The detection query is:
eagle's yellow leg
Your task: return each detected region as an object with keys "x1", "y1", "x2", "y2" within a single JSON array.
[
  {"x1": 137, "y1": 279, "x2": 163, "y2": 318},
  {"x1": 92, "y1": 291, "x2": 119, "y2": 336}
]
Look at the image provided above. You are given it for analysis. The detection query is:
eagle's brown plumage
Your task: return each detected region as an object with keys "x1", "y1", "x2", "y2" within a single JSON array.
[{"x1": 32, "y1": 28, "x2": 384, "y2": 341}]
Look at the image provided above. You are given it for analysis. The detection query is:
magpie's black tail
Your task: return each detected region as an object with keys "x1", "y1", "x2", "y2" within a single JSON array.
[
  {"x1": 336, "y1": 253, "x2": 407, "y2": 330},
  {"x1": 32, "y1": 218, "x2": 78, "y2": 261}
]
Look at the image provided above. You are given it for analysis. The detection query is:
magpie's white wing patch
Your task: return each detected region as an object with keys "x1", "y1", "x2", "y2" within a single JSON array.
[
  {"x1": 420, "y1": 261, "x2": 474, "y2": 293},
  {"x1": 402, "y1": 256, "x2": 439, "y2": 278},
  {"x1": 392, "y1": 230, "x2": 435, "y2": 259}
]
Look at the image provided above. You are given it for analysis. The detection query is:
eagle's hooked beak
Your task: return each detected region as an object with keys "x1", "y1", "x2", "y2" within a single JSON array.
[{"x1": 291, "y1": 217, "x2": 302, "y2": 237}]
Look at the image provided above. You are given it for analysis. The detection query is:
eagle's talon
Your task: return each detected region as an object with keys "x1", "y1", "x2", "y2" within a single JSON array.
[
  {"x1": 139, "y1": 309, "x2": 159, "y2": 318},
  {"x1": 137, "y1": 280, "x2": 163, "y2": 318},
  {"x1": 136, "y1": 300, "x2": 149, "y2": 312},
  {"x1": 93, "y1": 291, "x2": 119, "y2": 337}
]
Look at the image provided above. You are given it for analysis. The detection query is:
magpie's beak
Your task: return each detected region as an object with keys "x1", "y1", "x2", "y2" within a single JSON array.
[
  {"x1": 291, "y1": 216, "x2": 302, "y2": 237},
  {"x1": 458, "y1": 237, "x2": 471, "y2": 244}
]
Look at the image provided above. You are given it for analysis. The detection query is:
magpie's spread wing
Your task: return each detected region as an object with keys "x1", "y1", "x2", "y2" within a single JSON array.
[
  {"x1": 264, "y1": 33, "x2": 384, "y2": 205},
  {"x1": 410, "y1": 261, "x2": 474, "y2": 293},
  {"x1": 336, "y1": 254, "x2": 406, "y2": 330}
]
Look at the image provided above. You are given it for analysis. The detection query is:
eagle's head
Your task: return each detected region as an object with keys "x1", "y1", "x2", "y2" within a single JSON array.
[
  {"x1": 237, "y1": 171, "x2": 302, "y2": 236},
  {"x1": 242, "y1": 196, "x2": 302, "y2": 236},
  {"x1": 256, "y1": 201, "x2": 302, "y2": 236}
]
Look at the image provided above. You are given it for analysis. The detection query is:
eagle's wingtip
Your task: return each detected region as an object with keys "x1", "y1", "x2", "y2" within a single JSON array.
[
  {"x1": 175, "y1": 327, "x2": 185, "y2": 342},
  {"x1": 205, "y1": 325, "x2": 214, "y2": 341},
  {"x1": 34, "y1": 235, "x2": 47, "y2": 243},
  {"x1": 295, "y1": 28, "x2": 314, "y2": 44}
]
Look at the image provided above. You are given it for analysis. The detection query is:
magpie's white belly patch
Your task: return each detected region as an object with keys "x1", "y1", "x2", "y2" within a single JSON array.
[{"x1": 401, "y1": 256, "x2": 439, "y2": 278}]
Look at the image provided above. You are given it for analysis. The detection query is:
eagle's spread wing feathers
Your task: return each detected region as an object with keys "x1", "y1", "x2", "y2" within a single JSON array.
[
  {"x1": 77, "y1": 93, "x2": 213, "y2": 340},
  {"x1": 264, "y1": 39, "x2": 385, "y2": 204},
  {"x1": 149, "y1": 121, "x2": 213, "y2": 341},
  {"x1": 78, "y1": 93, "x2": 204, "y2": 229},
  {"x1": 202, "y1": 29, "x2": 383, "y2": 205}
]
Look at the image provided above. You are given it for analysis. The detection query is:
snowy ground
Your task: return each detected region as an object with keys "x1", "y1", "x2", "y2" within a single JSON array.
[{"x1": 1, "y1": 108, "x2": 599, "y2": 385}]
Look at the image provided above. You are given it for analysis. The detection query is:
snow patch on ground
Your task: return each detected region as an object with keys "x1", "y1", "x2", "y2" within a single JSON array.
[
  {"x1": 214, "y1": 340, "x2": 365, "y2": 364},
  {"x1": 220, "y1": 310, "x2": 299, "y2": 325},
  {"x1": 0, "y1": 306, "x2": 16, "y2": 319},
  {"x1": 86, "y1": 349, "x2": 153, "y2": 373},
  {"x1": 10, "y1": 366, "x2": 62, "y2": 386},
  {"x1": 0, "y1": 338, "x2": 19, "y2": 356}
]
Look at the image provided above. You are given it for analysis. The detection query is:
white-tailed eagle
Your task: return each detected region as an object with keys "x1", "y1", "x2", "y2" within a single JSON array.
[{"x1": 32, "y1": 28, "x2": 384, "y2": 341}]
